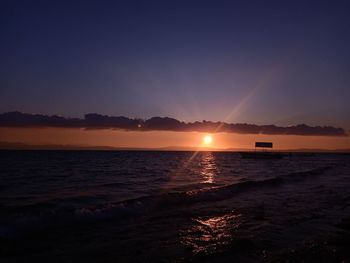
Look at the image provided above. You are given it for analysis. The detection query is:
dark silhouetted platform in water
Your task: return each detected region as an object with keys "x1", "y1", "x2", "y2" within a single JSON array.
[
  {"x1": 239, "y1": 151, "x2": 284, "y2": 159},
  {"x1": 239, "y1": 141, "x2": 284, "y2": 159}
]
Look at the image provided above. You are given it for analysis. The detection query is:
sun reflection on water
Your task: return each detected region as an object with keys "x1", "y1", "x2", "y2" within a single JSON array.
[
  {"x1": 180, "y1": 211, "x2": 242, "y2": 254},
  {"x1": 200, "y1": 152, "x2": 218, "y2": 184}
]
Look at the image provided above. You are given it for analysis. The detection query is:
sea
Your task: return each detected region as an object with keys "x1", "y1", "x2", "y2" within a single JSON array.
[{"x1": 1, "y1": 150, "x2": 350, "y2": 262}]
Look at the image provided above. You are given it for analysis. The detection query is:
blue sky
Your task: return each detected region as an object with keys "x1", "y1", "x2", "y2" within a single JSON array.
[{"x1": 1, "y1": 0, "x2": 349, "y2": 128}]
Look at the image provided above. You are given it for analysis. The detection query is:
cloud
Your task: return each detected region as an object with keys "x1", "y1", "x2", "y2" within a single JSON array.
[{"x1": 0, "y1": 111, "x2": 347, "y2": 136}]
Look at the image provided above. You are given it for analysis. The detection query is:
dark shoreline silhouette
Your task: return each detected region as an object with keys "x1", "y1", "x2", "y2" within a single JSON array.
[{"x1": 1, "y1": 141, "x2": 350, "y2": 153}]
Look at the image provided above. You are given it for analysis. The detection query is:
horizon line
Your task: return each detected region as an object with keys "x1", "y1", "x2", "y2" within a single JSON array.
[{"x1": 1, "y1": 141, "x2": 349, "y2": 153}]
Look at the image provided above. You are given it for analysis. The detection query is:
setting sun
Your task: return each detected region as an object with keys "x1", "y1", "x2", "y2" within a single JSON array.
[{"x1": 203, "y1": 135, "x2": 213, "y2": 145}]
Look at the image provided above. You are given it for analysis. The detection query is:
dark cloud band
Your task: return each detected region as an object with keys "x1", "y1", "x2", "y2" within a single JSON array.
[{"x1": 0, "y1": 112, "x2": 347, "y2": 136}]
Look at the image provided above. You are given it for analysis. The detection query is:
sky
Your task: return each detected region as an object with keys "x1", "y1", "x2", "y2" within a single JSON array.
[
  {"x1": 1, "y1": 128, "x2": 350, "y2": 150},
  {"x1": 0, "y1": 0, "x2": 349, "y2": 149}
]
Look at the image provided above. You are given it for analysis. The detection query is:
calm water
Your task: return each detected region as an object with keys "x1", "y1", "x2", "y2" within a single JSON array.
[{"x1": 1, "y1": 151, "x2": 350, "y2": 262}]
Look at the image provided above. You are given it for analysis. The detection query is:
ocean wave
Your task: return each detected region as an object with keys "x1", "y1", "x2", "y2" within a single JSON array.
[{"x1": 0, "y1": 167, "x2": 331, "y2": 238}]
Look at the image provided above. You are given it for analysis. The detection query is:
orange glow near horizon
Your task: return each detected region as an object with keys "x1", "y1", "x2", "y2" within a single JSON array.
[
  {"x1": 203, "y1": 135, "x2": 213, "y2": 146},
  {"x1": 0, "y1": 128, "x2": 350, "y2": 151}
]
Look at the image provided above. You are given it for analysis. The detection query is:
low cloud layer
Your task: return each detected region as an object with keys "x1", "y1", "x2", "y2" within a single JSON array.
[{"x1": 0, "y1": 111, "x2": 347, "y2": 136}]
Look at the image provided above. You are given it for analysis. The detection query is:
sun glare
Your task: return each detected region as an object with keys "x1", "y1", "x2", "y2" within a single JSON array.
[{"x1": 203, "y1": 135, "x2": 213, "y2": 145}]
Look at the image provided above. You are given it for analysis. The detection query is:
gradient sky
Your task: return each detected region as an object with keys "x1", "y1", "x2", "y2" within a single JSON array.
[
  {"x1": 1, "y1": 128, "x2": 350, "y2": 150},
  {"x1": 1, "y1": 0, "x2": 350, "y2": 129}
]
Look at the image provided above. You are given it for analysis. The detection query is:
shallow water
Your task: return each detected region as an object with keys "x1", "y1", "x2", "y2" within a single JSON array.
[{"x1": 1, "y1": 151, "x2": 350, "y2": 262}]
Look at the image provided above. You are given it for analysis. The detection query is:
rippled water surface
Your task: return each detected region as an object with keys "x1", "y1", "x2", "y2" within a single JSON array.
[{"x1": 1, "y1": 151, "x2": 350, "y2": 262}]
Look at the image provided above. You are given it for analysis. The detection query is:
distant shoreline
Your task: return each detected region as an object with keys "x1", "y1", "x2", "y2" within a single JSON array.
[{"x1": 0, "y1": 141, "x2": 349, "y2": 153}]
